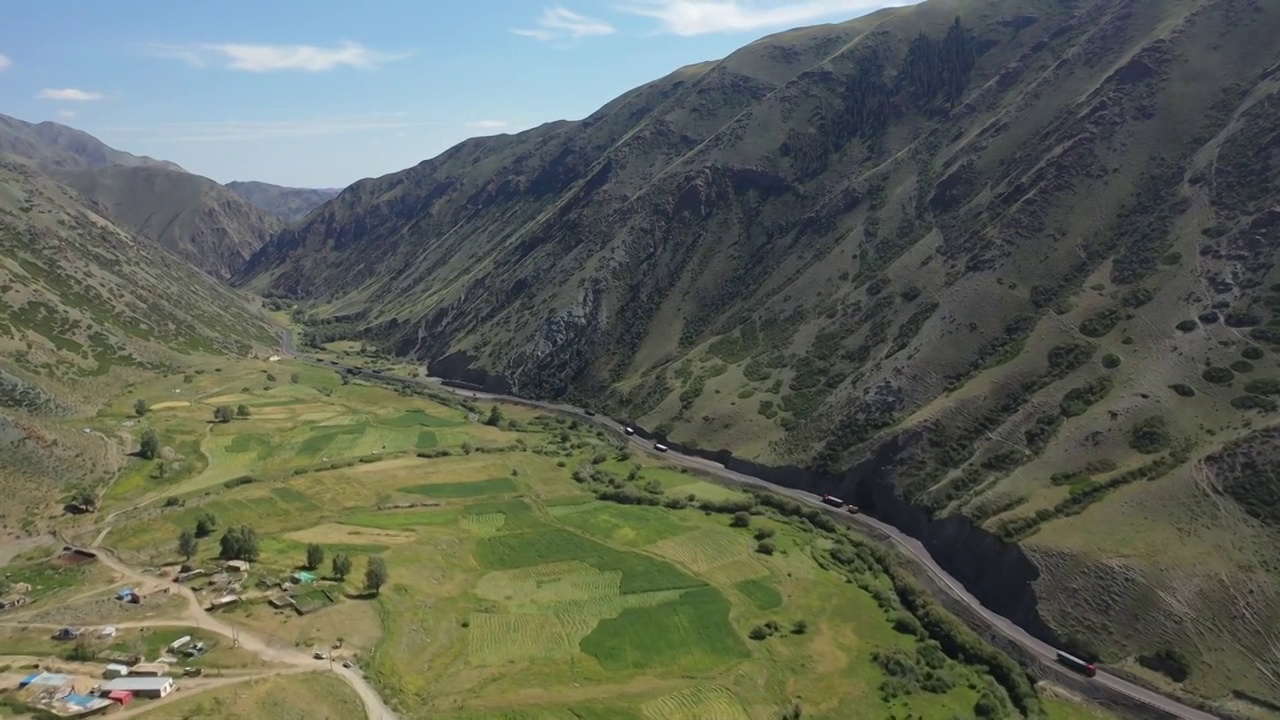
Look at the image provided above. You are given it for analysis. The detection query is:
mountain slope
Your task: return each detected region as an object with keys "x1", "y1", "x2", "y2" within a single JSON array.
[
  {"x1": 224, "y1": 181, "x2": 341, "y2": 222},
  {"x1": 0, "y1": 113, "x2": 184, "y2": 172},
  {"x1": 0, "y1": 113, "x2": 282, "y2": 279},
  {"x1": 47, "y1": 164, "x2": 282, "y2": 280},
  {"x1": 0, "y1": 156, "x2": 277, "y2": 524},
  {"x1": 238, "y1": 0, "x2": 1280, "y2": 710}
]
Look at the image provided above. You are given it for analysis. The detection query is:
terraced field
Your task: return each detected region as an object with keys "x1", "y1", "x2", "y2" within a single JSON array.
[{"x1": 90, "y1": 360, "x2": 1121, "y2": 720}]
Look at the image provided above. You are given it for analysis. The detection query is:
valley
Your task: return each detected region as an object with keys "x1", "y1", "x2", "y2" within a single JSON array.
[{"x1": 1, "y1": 0, "x2": 1279, "y2": 716}]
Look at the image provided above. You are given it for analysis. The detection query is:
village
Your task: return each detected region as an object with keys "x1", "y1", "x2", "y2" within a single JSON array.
[{"x1": 1, "y1": 547, "x2": 356, "y2": 718}]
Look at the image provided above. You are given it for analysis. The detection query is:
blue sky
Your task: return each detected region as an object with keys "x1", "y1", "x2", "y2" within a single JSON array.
[{"x1": 0, "y1": 1, "x2": 909, "y2": 188}]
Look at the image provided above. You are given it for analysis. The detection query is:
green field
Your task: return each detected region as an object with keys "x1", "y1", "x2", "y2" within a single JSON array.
[{"x1": 86, "y1": 361, "x2": 1121, "y2": 720}]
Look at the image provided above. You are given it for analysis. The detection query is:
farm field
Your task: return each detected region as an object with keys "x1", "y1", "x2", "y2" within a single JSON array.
[
  {"x1": 131, "y1": 672, "x2": 364, "y2": 719},
  {"x1": 90, "y1": 362, "x2": 1121, "y2": 720}
]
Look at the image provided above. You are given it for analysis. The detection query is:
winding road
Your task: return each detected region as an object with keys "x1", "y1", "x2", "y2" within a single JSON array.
[{"x1": 279, "y1": 330, "x2": 1221, "y2": 720}]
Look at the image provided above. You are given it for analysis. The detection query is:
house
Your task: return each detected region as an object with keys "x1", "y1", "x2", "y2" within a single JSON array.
[
  {"x1": 104, "y1": 664, "x2": 130, "y2": 679},
  {"x1": 223, "y1": 560, "x2": 250, "y2": 573},
  {"x1": 209, "y1": 594, "x2": 241, "y2": 610},
  {"x1": 100, "y1": 676, "x2": 175, "y2": 699},
  {"x1": 127, "y1": 663, "x2": 168, "y2": 677}
]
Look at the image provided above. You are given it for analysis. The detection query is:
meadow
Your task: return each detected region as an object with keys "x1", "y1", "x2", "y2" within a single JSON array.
[{"x1": 91, "y1": 360, "x2": 1120, "y2": 720}]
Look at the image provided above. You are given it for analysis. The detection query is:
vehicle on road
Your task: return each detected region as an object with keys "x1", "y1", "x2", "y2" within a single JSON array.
[
  {"x1": 624, "y1": 426, "x2": 635, "y2": 436},
  {"x1": 314, "y1": 651, "x2": 327, "y2": 660},
  {"x1": 654, "y1": 442, "x2": 669, "y2": 453},
  {"x1": 1056, "y1": 651, "x2": 1097, "y2": 678},
  {"x1": 820, "y1": 494, "x2": 845, "y2": 508},
  {"x1": 342, "y1": 660, "x2": 354, "y2": 669},
  {"x1": 584, "y1": 409, "x2": 597, "y2": 417}
]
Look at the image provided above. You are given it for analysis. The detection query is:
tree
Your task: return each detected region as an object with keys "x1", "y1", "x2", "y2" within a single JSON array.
[
  {"x1": 139, "y1": 427, "x2": 160, "y2": 460},
  {"x1": 305, "y1": 543, "x2": 324, "y2": 570},
  {"x1": 213, "y1": 406, "x2": 234, "y2": 423},
  {"x1": 485, "y1": 405, "x2": 504, "y2": 427},
  {"x1": 71, "y1": 486, "x2": 96, "y2": 513},
  {"x1": 731, "y1": 511, "x2": 752, "y2": 528},
  {"x1": 236, "y1": 404, "x2": 251, "y2": 418},
  {"x1": 756, "y1": 539, "x2": 776, "y2": 555},
  {"x1": 332, "y1": 553, "x2": 353, "y2": 581},
  {"x1": 177, "y1": 530, "x2": 198, "y2": 561},
  {"x1": 364, "y1": 556, "x2": 389, "y2": 595},
  {"x1": 218, "y1": 524, "x2": 259, "y2": 561},
  {"x1": 290, "y1": 372, "x2": 300, "y2": 384},
  {"x1": 194, "y1": 512, "x2": 217, "y2": 538},
  {"x1": 133, "y1": 398, "x2": 149, "y2": 417}
]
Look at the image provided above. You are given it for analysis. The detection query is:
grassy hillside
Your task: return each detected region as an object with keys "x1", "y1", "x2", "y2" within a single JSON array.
[
  {"x1": 237, "y1": 0, "x2": 1280, "y2": 710},
  {"x1": 48, "y1": 164, "x2": 283, "y2": 279},
  {"x1": 0, "y1": 112, "x2": 184, "y2": 172},
  {"x1": 0, "y1": 156, "x2": 277, "y2": 528},
  {"x1": 0, "y1": 112, "x2": 281, "y2": 279},
  {"x1": 225, "y1": 180, "x2": 341, "y2": 222}
]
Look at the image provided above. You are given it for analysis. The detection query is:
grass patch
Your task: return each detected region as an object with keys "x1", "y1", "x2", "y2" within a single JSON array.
[
  {"x1": 555, "y1": 504, "x2": 695, "y2": 547},
  {"x1": 382, "y1": 410, "x2": 459, "y2": 428},
  {"x1": 400, "y1": 477, "x2": 519, "y2": 499},
  {"x1": 415, "y1": 430, "x2": 438, "y2": 450},
  {"x1": 735, "y1": 577, "x2": 784, "y2": 610},
  {"x1": 475, "y1": 527, "x2": 703, "y2": 594},
  {"x1": 580, "y1": 586, "x2": 749, "y2": 672},
  {"x1": 343, "y1": 508, "x2": 462, "y2": 529}
]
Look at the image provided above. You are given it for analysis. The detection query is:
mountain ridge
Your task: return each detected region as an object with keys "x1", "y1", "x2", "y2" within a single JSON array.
[{"x1": 224, "y1": 180, "x2": 341, "y2": 222}]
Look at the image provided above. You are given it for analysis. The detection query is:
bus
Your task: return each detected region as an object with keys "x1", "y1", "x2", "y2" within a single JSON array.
[{"x1": 1056, "y1": 651, "x2": 1097, "y2": 678}]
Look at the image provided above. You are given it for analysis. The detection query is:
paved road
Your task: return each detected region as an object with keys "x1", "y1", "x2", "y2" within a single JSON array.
[{"x1": 278, "y1": 330, "x2": 1219, "y2": 720}]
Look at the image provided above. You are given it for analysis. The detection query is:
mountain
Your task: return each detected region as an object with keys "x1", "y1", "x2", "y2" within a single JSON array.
[
  {"x1": 0, "y1": 156, "x2": 277, "y2": 525},
  {"x1": 46, "y1": 165, "x2": 282, "y2": 280},
  {"x1": 237, "y1": 0, "x2": 1280, "y2": 710},
  {"x1": 224, "y1": 181, "x2": 341, "y2": 222},
  {"x1": 0, "y1": 113, "x2": 282, "y2": 279},
  {"x1": 0, "y1": 113, "x2": 184, "y2": 172}
]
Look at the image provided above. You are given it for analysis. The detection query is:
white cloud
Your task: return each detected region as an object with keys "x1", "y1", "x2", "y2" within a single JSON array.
[
  {"x1": 0, "y1": 54, "x2": 10, "y2": 71},
  {"x1": 513, "y1": 7, "x2": 616, "y2": 42},
  {"x1": 465, "y1": 120, "x2": 510, "y2": 130},
  {"x1": 100, "y1": 113, "x2": 446, "y2": 143},
  {"x1": 56, "y1": 110, "x2": 76, "y2": 119},
  {"x1": 150, "y1": 41, "x2": 407, "y2": 72},
  {"x1": 37, "y1": 88, "x2": 105, "y2": 101},
  {"x1": 619, "y1": 0, "x2": 917, "y2": 36}
]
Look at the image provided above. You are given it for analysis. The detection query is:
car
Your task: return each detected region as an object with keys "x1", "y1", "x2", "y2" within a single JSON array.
[
  {"x1": 624, "y1": 427, "x2": 635, "y2": 436},
  {"x1": 313, "y1": 651, "x2": 327, "y2": 660},
  {"x1": 342, "y1": 661, "x2": 354, "y2": 669},
  {"x1": 584, "y1": 409, "x2": 597, "y2": 417}
]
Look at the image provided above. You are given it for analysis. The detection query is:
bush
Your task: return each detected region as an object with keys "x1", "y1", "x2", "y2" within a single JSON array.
[
  {"x1": 1129, "y1": 417, "x2": 1172, "y2": 454},
  {"x1": 1231, "y1": 395, "x2": 1278, "y2": 412},
  {"x1": 754, "y1": 527, "x2": 776, "y2": 541},
  {"x1": 1175, "y1": 319, "x2": 1198, "y2": 333},
  {"x1": 1242, "y1": 346, "x2": 1266, "y2": 360},
  {"x1": 791, "y1": 619, "x2": 809, "y2": 635},
  {"x1": 1244, "y1": 378, "x2": 1280, "y2": 396},
  {"x1": 1199, "y1": 310, "x2": 1220, "y2": 324},
  {"x1": 1101, "y1": 353, "x2": 1122, "y2": 369},
  {"x1": 756, "y1": 539, "x2": 776, "y2": 555},
  {"x1": 730, "y1": 511, "x2": 752, "y2": 528},
  {"x1": 1079, "y1": 308, "x2": 1121, "y2": 338},
  {"x1": 1169, "y1": 383, "x2": 1197, "y2": 397},
  {"x1": 1231, "y1": 360, "x2": 1256, "y2": 374},
  {"x1": 1202, "y1": 366, "x2": 1235, "y2": 384}
]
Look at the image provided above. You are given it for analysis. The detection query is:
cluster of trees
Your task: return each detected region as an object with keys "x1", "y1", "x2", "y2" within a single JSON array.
[
  {"x1": 212, "y1": 405, "x2": 252, "y2": 423},
  {"x1": 218, "y1": 525, "x2": 260, "y2": 561}
]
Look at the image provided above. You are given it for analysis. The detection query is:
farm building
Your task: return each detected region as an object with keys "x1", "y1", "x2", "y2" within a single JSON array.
[
  {"x1": 106, "y1": 690, "x2": 132, "y2": 706},
  {"x1": 224, "y1": 560, "x2": 250, "y2": 572},
  {"x1": 127, "y1": 663, "x2": 168, "y2": 677},
  {"x1": 19, "y1": 672, "x2": 74, "y2": 689},
  {"x1": 209, "y1": 594, "x2": 241, "y2": 610},
  {"x1": 100, "y1": 676, "x2": 175, "y2": 699},
  {"x1": 290, "y1": 570, "x2": 316, "y2": 585},
  {"x1": 15, "y1": 673, "x2": 115, "y2": 717},
  {"x1": 103, "y1": 664, "x2": 130, "y2": 679}
]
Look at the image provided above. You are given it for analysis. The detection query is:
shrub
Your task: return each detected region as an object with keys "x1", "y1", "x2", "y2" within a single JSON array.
[
  {"x1": 1175, "y1": 319, "x2": 1198, "y2": 333},
  {"x1": 1199, "y1": 311, "x2": 1220, "y2": 324},
  {"x1": 1224, "y1": 311, "x2": 1262, "y2": 328},
  {"x1": 1130, "y1": 417, "x2": 1172, "y2": 454},
  {"x1": 1242, "y1": 346, "x2": 1266, "y2": 360},
  {"x1": 1079, "y1": 308, "x2": 1121, "y2": 338},
  {"x1": 1101, "y1": 353, "x2": 1122, "y2": 369},
  {"x1": 730, "y1": 511, "x2": 752, "y2": 528},
  {"x1": 1202, "y1": 366, "x2": 1235, "y2": 384},
  {"x1": 1232, "y1": 395, "x2": 1279, "y2": 412},
  {"x1": 1169, "y1": 383, "x2": 1197, "y2": 397},
  {"x1": 756, "y1": 539, "x2": 776, "y2": 555},
  {"x1": 1244, "y1": 378, "x2": 1280, "y2": 396},
  {"x1": 791, "y1": 619, "x2": 809, "y2": 635},
  {"x1": 1159, "y1": 250, "x2": 1182, "y2": 265},
  {"x1": 754, "y1": 527, "x2": 776, "y2": 541}
]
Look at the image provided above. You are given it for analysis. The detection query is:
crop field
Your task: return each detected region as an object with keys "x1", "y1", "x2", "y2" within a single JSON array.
[
  {"x1": 77, "y1": 361, "x2": 1125, "y2": 719},
  {"x1": 131, "y1": 672, "x2": 364, "y2": 719}
]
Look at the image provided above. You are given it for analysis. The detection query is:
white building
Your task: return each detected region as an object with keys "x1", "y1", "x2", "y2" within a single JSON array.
[
  {"x1": 100, "y1": 676, "x2": 175, "y2": 698},
  {"x1": 104, "y1": 663, "x2": 130, "y2": 679}
]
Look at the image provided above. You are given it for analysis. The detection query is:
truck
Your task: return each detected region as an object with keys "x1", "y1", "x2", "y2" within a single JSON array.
[
  {"x1": 654, "y1": 443, "x2": 669, "y2": 453},
  {"x1": 820, "y1": 495, "x2": 845, "y2": 508},
  {"x1": 1055, "y1": 651, "x2": 1097, "y2": 678}
]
